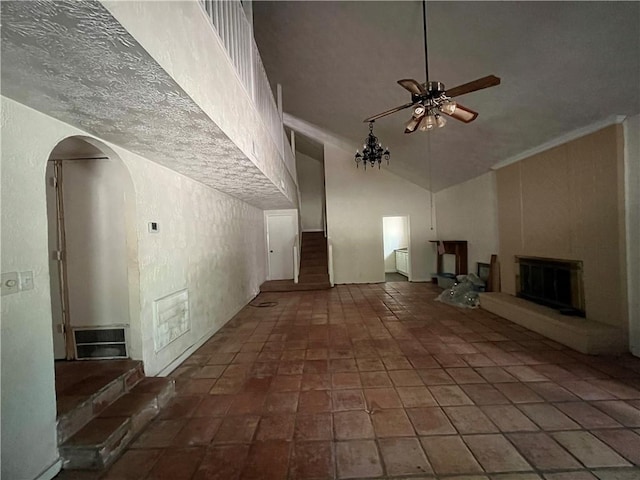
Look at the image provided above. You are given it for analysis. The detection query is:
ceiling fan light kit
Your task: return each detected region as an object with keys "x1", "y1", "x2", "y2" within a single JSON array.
[
  {"x1": 354, "y1": 121, "x2": 390, "y2": 170},
  {"x1": 363, "y1": 0, "x2": 500, "y2": 134}
]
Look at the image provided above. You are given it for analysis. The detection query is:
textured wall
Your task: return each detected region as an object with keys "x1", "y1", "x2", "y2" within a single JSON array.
[
  {"x1": 0, "y1": 0, "x2": 295, "y2": 210},
  {"x1": 435, "y1": 172, "x2": 500, "y2": 273},
  {"x1": 495, "y1": 125, "x2": 627, "y2": 330},
  {"x1": 624, "y1": 115, "x2": 640, "y2": 355},
  {"x1": 127, "y1": 150, "x2": 266, "y2": 375},
  {"x1": 324, "y1": 143, "x2": 437, "y2": 283},
  {"x1": 102, "y1": 0, "x2": 298, "y2": 208},
  {"x1": 1, "y1": 96, "x2": 266, "y2": 479}
]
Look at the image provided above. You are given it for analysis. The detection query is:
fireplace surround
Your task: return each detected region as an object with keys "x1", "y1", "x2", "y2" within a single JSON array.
[{"x1": 515, "y1": 256, "x2": 585, "y2": 316}]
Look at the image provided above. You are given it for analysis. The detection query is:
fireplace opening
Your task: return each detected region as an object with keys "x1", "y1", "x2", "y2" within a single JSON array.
[{"x1": 515, "y1": 256, "x2": 585, "y2": 317}]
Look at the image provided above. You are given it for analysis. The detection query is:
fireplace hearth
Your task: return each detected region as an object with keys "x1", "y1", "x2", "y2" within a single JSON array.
[{"x1": 515, "y1": 256, "x2": 585, "y2": 317}]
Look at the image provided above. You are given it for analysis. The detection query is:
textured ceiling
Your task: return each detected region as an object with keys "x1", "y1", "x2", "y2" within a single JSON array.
[
  {"x1": 253, "y1": 1, "x2": 640, "y2": 191},
  {"x1": 1, "y1": 0, "x2": 293, "y2": 209}
]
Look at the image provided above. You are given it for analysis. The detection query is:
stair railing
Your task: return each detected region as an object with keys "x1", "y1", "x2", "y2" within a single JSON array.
[
  {"x1": 293, "y1": 234, "x2": 300, "y2": 284},
  {"x1": 327, "y1": 237, "x2": 334, "y2": 287}
]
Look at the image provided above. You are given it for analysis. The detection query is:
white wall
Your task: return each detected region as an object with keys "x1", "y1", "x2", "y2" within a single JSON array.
[
  {"x1": 383, "y1": 216, "x2": 409, "y2": 272},
  {"x1": 102, "y1": 0, "x2": 297, "y2": 206},
  {"x1": 60, "y1": 159, "x2": 130, "y2": 329},
  {"x1": 324, "y1": 143, "x2": 436, "y2": 283},
  {"x1": 435, "y1": 172, "x2": 499, "y2": 274},
  {"x1": 296, "y1": 153, "x2": 325, "y2": 231},
  {"x1": 1, "y1": 96, "x2": 267, "y2": 480},
  {"x1": 625, "y1": 114, "x2": 640, "y2": 356}
]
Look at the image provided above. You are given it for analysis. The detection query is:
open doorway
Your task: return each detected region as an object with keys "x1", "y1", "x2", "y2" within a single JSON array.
[
  {"x1": 383, "y1": 215, "x2": 410, "y2": 282},
  {"x1": 45, "y1": 137, "x2": 137, "y2": 361}
]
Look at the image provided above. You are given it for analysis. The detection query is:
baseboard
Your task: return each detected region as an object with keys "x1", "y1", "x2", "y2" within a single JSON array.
[
  {"x1": 157, "y1": 289, "x2": 258, "y2": 377},
  {"x1": 302, "y1": 229, "x2": 324, "y2": 232},
  {"x1": 34, "y1": 458, "x2": 62, "y2": 480}
]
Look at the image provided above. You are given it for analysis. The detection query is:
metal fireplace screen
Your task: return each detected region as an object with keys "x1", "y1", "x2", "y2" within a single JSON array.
[{"x1": 515, "y1": 256, "x2": 585, "y2": 317}]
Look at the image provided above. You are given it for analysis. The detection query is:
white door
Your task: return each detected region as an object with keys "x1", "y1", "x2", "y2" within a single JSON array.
[{"x1": 267, "y1": 214, "x2": 296, "y2": 280}]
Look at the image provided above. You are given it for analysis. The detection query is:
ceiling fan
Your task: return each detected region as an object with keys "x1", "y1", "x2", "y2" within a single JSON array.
[{"x1": 364, "y1": 0, "x2": 500, "y2": 133}]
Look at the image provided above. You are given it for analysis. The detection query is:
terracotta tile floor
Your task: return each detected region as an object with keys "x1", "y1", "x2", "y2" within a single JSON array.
[{"x1": 57, "y1": 282, "x2": 640, "y2": 479}]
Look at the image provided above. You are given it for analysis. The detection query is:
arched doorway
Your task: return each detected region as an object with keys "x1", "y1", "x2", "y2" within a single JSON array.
[{"x1": 45, "y1": 136, "x2": 139, "y2": 360}]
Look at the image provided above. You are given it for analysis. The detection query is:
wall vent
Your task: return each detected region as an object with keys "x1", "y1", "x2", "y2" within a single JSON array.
[
  {"x1": 153, "y1": 289, "x2": 190, "y2": 352},
  {"x1": 74, "y1": 327, "x2": 128, "y2": 359}
]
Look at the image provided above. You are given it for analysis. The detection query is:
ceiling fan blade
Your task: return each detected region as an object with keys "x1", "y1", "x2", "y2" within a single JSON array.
[
  {"x1": 363, "y1": 102, "x2": 414, "y2": 122},
  {"x1": 404, "y1": 112, "x2": 425, "y2": 133},
  {"x1": 446, "y1": 75, "x2": 501, "y2": 98},
  {"x1": 443, "y1": 103, "x2": 479, "y2": 123},
  {"x1": 397, "y1": 79, "x2": 426, "y2": 95}
]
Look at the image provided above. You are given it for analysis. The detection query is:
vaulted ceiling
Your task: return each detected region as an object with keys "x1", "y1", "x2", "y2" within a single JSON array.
[{"x1": 253, "y1": 1, "x2": 640, "y2": 191}]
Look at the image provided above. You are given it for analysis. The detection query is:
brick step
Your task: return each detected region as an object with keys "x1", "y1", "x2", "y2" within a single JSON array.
[
  {"x1": 60, "y1": 377, "x2": 175, "y2": 470},
  {"x1": 57, "y1": 360, "x2": 145, "y2": 445}
]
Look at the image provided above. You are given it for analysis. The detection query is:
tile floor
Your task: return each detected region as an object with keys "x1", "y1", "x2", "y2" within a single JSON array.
[{"x1": 57, "y1": 282, "x2": 640, "y2": 480}]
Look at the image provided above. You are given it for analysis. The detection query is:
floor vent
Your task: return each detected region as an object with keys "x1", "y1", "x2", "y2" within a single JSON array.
[{"x1": 74, "y1": 327, "x2": 128, "y2": 359}]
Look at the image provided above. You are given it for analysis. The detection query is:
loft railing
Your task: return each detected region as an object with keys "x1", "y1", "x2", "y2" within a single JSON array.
[{"x1": 198, "y1": 0, "x2": 296, "y2": 180}]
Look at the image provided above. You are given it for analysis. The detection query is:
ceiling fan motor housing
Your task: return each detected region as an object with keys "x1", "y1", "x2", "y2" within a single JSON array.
[{"x1": 426, "y1": 81, "x2": 445, "y2": 96}]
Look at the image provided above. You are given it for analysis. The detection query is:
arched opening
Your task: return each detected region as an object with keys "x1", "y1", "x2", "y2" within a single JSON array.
[{"x1": 45, "y1": 136, "x2": 141, "y2": 363}]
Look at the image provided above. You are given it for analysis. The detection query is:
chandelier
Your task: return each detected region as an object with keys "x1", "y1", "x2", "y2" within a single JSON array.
[{"x1": 354, "y1": 122, "x2": 390, "y2": 170}]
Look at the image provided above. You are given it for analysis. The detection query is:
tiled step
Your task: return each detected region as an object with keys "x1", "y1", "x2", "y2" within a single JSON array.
[
  {"x1": 60, "y1": 377, "x2": 175, "y2": 470},
  {"x1": 57, "y1": 361, "x2": 145, "y2": 445}
]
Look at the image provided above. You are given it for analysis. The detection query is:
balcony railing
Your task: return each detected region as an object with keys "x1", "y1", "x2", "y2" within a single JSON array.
[{"x1": 198, "y1": 0, "x2": 296, "y2": 181}]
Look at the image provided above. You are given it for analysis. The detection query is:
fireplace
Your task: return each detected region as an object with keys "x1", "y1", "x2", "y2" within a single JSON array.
[{"x1": 515, "y1": 256, "x2": 585, "y2": 317}]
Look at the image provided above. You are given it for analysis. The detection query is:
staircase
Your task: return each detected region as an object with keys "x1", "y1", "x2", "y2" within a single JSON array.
[
  {"x1": 260, "y1": 231, "x2": 331, "y2": 292},
  {"x1": 55, "y1": 360, "x2": 175, "y2": 470}
]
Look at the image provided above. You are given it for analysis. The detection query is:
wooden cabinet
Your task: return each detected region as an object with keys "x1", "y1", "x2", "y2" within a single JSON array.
[
  {"x1": 395, "y1": 248, "x2": 409, "y2": 276},
  {"x1": 430, "y1": 240, "x2": 468, "y2": 275}
]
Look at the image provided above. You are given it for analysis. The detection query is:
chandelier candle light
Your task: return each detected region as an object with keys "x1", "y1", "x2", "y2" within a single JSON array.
[{"x1": 354, "y1": 121, "x2": 391, "y2": 170}]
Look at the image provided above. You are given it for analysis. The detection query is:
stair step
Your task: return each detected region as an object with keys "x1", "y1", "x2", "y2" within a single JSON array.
[
  {"x1": 260, "y1": 280, "x2": 331, "y2": 292},
  {"x1": 299, "y1": 266, "x2": 327, "y2": 275},
  {"x1": 57, "y1": 361, "x2": 145, "y2": 445},
  {"x1": 301, "y1": 260, "x2": 328, "y2": 268},
  {"x1": 301, "y1": 251, "x2": 327, "y2": 257},
  {"x1": 60, "y1": 417, "x2": 133, "y2": 470},
  {"x1": 299, "y1": 273, "x2": 330, "y2": 283},
  {"x1": 60, "y1": 377, "x2": 175, "y2": 470}
]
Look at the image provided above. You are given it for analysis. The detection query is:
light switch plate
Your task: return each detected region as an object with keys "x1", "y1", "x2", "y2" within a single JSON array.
[{"x1": 19, "y1": 271, "x2": 34, "y2": 291}]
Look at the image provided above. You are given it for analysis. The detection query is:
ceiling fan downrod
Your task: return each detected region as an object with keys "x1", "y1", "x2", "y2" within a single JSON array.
[{"x1": 422, "y1": 0, "x2": 429, "y2": 83}]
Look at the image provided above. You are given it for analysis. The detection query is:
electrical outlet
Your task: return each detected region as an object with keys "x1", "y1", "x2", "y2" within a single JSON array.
[
  {"x1": 1, "y1": 272, "x2": 19, "y2": 296},
  {"x1": 19, "y1": 271, "x2": 34, "y2": 291}
]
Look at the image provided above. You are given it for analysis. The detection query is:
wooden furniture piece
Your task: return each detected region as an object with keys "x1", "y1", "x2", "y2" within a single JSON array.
[{"x1": 430, "y1": 240, "x2": 468, "y2": 275}]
